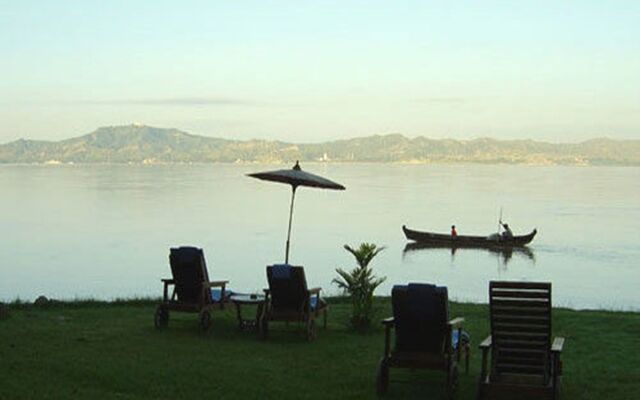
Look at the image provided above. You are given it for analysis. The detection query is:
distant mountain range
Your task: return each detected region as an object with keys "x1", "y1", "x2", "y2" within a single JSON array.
[{"x1": 1, "y1": 124, "x2": 639, "y2": 165}]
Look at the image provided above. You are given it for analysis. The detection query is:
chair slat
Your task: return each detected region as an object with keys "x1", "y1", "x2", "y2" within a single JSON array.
[
  {"x1": 492, "y1": 299, "x2": 550, "y2": 308},
  {"x1": 493, "y1": 329, "x2": 550, "y2": 343},
  {"x1": 493, "y1": 315, "x2": 549, "y2": 325},
  {"x1": 492, "y1": 306, "x2": 550, "y2": 316},
  {"x1": 490, "y1": 281, "x2": 551, "y2": 290},
  {"x1": 491, "y1": 290, "x2": 551, "y2": 299},
  {"x1": 494, "y1": 338, "x2": 549, "y2": 350},
  {"x1": 498, "y1": 348, "x2": 548, "y2": 358},
  {"x1": 494, "y1": 323, "x2": 550, "y2": 333},
  {"x1": 497, "y1": 356, "x2": 546, "y2": 367},
  {"x1": 496, "y1": 364, "x2": 546, "y2": 375}
]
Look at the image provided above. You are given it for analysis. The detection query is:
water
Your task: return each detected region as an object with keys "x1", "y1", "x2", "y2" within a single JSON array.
[{"x1": 1, "y1": 163, "x2": 638, "y2": 310}]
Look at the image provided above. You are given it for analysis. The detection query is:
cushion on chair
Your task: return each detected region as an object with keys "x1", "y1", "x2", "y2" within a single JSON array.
[
  {"x1": 271, "y1": 264, "x2": 292, "y2": 279},
  {"x1": 393, "y1": 283, "x2": 449, "y2": 353},
  {"x1": 451, "y1": 329, "x2": 470, "y2": 350},
  {"x1": 309, "y1": 296, "x2": 326, "y2": 310},
  {"x1": 407, "y1": 283, "x2": 437, "y2": 317},
  {"x1": 171, "y1": 246, "x2": 201, "y2": 264},
  {"x1": 211, "y1": 288, "x2": 234, "y2": 303}
]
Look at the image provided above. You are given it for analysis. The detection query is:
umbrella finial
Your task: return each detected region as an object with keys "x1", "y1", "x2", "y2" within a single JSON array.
[{"x1": 293, "y1": 160, "x2": 301, "y2": 171}]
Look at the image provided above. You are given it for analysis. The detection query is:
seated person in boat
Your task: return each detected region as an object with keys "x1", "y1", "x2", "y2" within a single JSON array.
[
  {"x1": 451, "y1": 225, "x2": 457, "y2": 237},
  {"x1": 501, "y1": 222, "x2": 514, "y2": 239}
]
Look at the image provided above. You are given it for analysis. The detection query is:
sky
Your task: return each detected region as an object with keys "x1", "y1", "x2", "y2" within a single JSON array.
[{"x1": 1, "y1": 1, "x2": 639, "y2": 143}]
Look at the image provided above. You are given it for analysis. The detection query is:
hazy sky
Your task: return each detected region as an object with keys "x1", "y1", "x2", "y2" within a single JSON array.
[{"x1": 1, "y1": 1, "x2": 639, "y2": 143}]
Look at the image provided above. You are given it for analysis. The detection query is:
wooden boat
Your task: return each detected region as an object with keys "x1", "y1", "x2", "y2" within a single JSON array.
[{"x1": 402, "y1": 225, "x2": 537, "y2": 248}]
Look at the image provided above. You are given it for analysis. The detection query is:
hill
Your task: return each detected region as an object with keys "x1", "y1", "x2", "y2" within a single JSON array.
[{"x1": 1, "y1": 125, "x2": 639, "y2": 165}]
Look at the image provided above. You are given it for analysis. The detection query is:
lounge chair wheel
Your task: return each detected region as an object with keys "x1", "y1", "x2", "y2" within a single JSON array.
[
  {"x1": 199, "y1": 310, "x2": 212, "y2": 332},
  {"x1": 376, "y1": 358, "x2": 389, "y2": 396},
  {"x1": 306, "y1": 319, "x2": 316, "y2": 341},
  {"x1": 154, "y1": 306, "x2": 169, "y2": 329}
]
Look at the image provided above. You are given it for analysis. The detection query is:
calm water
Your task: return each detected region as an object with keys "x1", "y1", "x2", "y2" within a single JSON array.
[{"x1": 1, "y1": 164, "x2": 639, "y2": 310}]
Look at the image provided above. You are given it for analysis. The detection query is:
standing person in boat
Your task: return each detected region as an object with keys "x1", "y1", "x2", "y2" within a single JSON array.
[
  {"x1": 500, "y1": 221, "x2": 514, "y2": 239},
  {"x1": 451, "y1": 225, "x2": 458, "y2": 237}
]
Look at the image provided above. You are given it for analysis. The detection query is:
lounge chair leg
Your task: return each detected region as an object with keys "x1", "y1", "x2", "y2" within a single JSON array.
[
  {"x1": 199, "y1": 310, "x2": 212, "y2": 332},
  {"x1": 475, "y1": 383, "x2": 484, "y2": 400},
  {"x1": 306, "y1": 319, "x2": 316, "y2": 341},
  {"x1": 307, "y1": 318, "x2": 316, "y2": 341},
  {"x1": 465, "y1": 344, "x2": 470, "y2": 374},
  {"x1": 446, "y1": 362, "x2": 458, "y2": 400},
  {"x1": 259, "y1": 318, "x2": 268, "y2": 340},
  {"x1": 376, "y1": 357, "x2": 389, "y2": 396},
  {"x1": 154, "y1": 305, "x2": 169, "y2": 329}
]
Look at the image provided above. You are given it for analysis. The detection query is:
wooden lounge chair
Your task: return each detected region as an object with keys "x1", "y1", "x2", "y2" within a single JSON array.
[
  {"x1": 259, "y1": 264, "x2": 328, "y2": 341},
  {"x1": 377, "y1": 283, "x2": 469, "y2": 398},
  {"x1": 477, "y1": 281, "x2": 565, "y2": 400},
  {"x1": 154, "y1": 247, "x2": 229, "y2": 332}
]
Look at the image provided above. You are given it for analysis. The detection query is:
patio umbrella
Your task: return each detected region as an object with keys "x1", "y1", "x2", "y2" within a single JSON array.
[{"x1": 247, "y1": 161, "x2": 345, "y2": 264}]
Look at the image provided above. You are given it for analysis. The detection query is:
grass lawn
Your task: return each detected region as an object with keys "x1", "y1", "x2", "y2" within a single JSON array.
[{"x1": 1, "y1": 298, "x2": 639, "y2": 399}]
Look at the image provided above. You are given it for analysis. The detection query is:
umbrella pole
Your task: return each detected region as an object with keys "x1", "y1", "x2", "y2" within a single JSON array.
[{"x1": 285, "y1": 186, "x2": 297, "y2": 264}]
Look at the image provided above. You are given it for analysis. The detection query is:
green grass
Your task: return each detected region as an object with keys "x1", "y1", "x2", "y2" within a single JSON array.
[{"x1": 1, "y1": 298, "x2": 639, "y2": 399}]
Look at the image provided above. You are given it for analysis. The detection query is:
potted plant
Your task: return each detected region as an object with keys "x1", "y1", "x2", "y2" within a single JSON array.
[{"x1": 333, "y1": 243, "x2": 386, "y2": 330}]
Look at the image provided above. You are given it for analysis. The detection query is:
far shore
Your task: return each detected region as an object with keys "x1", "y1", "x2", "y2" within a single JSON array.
[{"x1": 2, "y1": 160, "x2": 638, "y2": 167}]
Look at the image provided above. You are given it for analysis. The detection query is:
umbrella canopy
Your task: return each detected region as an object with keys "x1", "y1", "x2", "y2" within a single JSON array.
[
  {"x1": 247, "y1": 161, "x2": 345, "y2": 190},
  {"x1": 247, "y1": 161, "x2": 345, "y2": 263}
]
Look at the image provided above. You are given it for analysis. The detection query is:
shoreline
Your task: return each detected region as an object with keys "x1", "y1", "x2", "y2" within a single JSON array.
[{"x1": 4, "y1": 296, "x2": 639, "y2": 314}]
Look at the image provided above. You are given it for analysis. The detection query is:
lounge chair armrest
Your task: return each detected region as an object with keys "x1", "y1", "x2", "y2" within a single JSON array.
[
  {"x1": 551, "y1": 337, "x2": 565, "y2": 353},
  {"x1": 479, "y1": 335, "x2": 492, "y2": 381},
  {"x1": 263, "y1": 289, "x2": 270, "y2": 295},
  {"x1": 204, "y1": 280, "x2": 229, "y2": 288},
  {"x1": 161, "y1": 279, "x2": 176, "y2": 302},
  {"x1": 308, "y1": 287, "x2": 322, "y2": 295},
  {"x1": 551, "y1": 337, "x2": 565, "y2": 377},
  {"x1": 479, "y1": 335, "x2": 492, "y2": 349},
  {"x1": 382, "y1": 317, "x2": 394, "y2": 357},
  {"x1": 448, "y1": 317, "x2": 465, "y2": 327}
]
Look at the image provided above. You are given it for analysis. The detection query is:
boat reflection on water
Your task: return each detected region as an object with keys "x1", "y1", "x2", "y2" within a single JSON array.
[{"x1": 402, "y1": 242, "x2": 536, "y2": 266}]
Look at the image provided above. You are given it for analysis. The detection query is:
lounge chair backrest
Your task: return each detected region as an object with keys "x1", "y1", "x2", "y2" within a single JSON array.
[
  {"x1": 392, "y1": 283, "x2": 449, "y2": 353},
  {"x1": 489, "y1": 281, "x2": 552, "y2": 382},
  {"x1": 169, "y1": 247, "x2": 212, "y2": 304},
  {"x1": 266, "y1": 264, "x2": 309, "y2": 311}
]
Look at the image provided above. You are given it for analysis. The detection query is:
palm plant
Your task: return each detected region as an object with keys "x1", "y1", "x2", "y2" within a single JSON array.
[{"x1": 333, "y1": 243, "x2": 386, "y2": 329}]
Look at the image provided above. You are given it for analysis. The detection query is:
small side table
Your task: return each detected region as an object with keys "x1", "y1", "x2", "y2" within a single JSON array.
[{"x1": 229, "y1": 294, "x2": 266, "y2": 331}]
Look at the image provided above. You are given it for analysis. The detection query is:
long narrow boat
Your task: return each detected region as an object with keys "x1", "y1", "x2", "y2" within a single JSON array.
[{"x1": 402, "y1": 225, "x2": 537, "y2": 248}]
